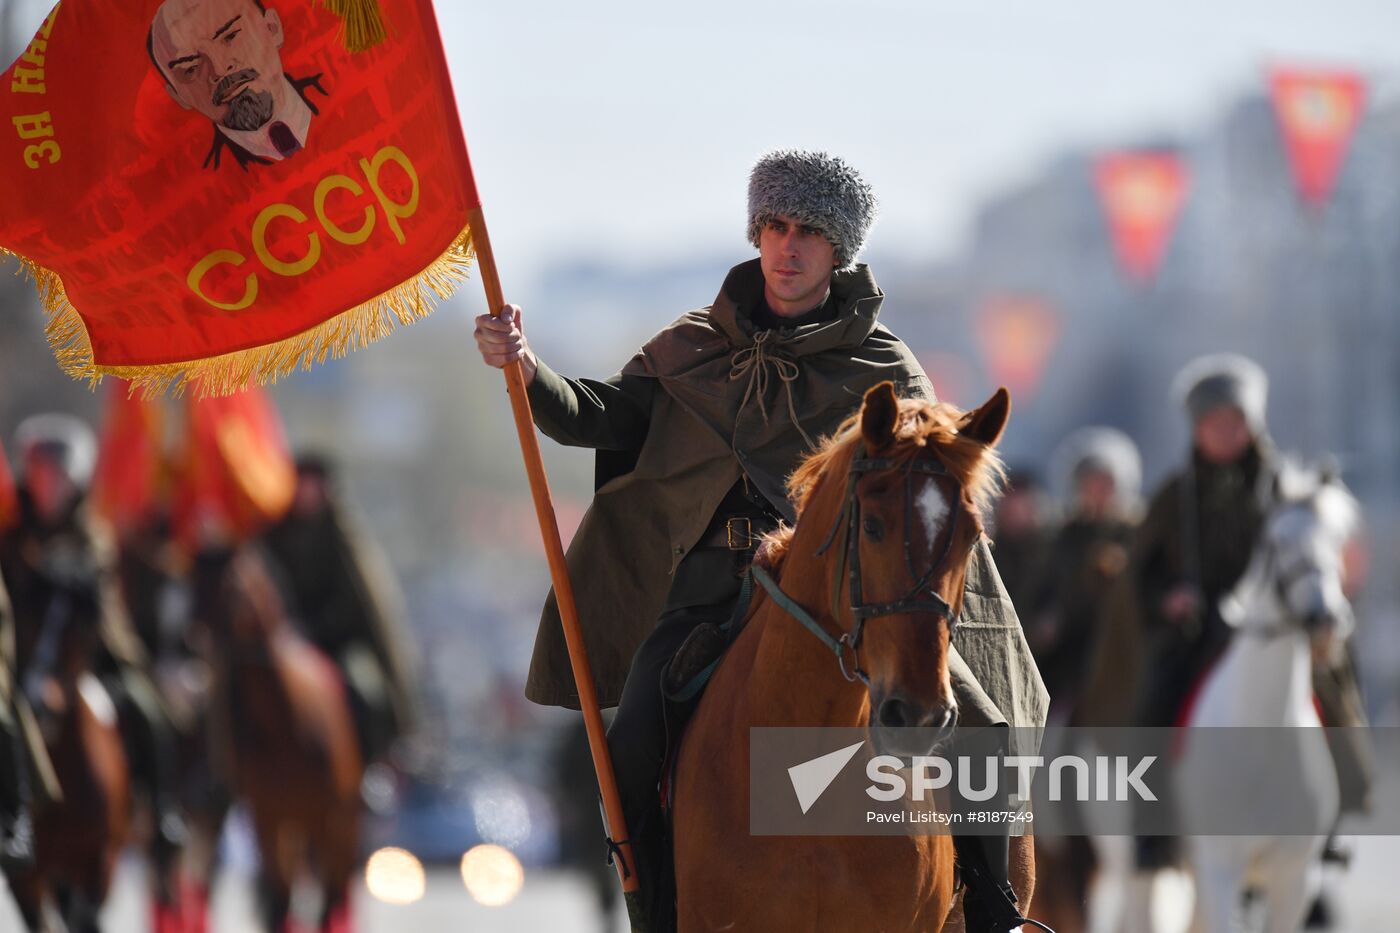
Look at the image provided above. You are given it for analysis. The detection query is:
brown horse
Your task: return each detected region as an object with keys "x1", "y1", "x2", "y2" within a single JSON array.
[
  {"x1": 7, "y1": 573, "x2": 130, "y2": 933},
  {"x1": 673, "y1": 382, "x2": 1028, "y2": 932},
  {"x1": 194, "y1": 546, "x2": 362, "y2": 933}
]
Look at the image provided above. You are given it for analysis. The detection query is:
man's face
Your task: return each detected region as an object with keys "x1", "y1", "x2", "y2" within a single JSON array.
[
  {"x1": 23, "y1": 451, "x2": 78, "y2": 525},
  {"x1": 151, "y1": 0, "x2": 287, "y2": 132},
  {"x1": 292, "y1": 472, "x2": 328, "y2": 518},
  {"x1": 1193, "y1": 405, "x2": 1252, "y2": 465},
  {"x1": 1074, "y1": 468, "x2": 1117, "y2": 518},
  {"x1": 758, "y1": 215, "x2": 837, "y2": 317}
]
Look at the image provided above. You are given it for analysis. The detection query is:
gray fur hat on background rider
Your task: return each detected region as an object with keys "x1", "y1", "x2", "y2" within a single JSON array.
[
  {"x1": 1171, "y1": 353, "x2": 1269, "y2": 436},
  {"x1": 1052, "y1": 427, "x2": 1143, "y2": 515},
  {"x1": 14, "y1": 413, "x2": 97, "y2": 488}
]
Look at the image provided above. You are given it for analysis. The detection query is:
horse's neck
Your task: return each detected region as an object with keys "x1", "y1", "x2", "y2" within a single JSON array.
[
  {"x1": 742, "y1": 572, "x2": 868, "y2": 728},
  {"x1": 1193, "y1": 568, "x2": 1316, "y2": 727}
]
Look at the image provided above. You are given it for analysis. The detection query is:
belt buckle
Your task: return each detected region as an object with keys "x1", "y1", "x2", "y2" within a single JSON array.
[{"x1": 725, "y1": 517, "x2": 753, "y2": 550}]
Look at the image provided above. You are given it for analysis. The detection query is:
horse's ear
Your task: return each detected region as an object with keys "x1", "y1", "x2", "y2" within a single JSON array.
[
  {"x1": 958, "y1": 387, "x2": 1011, "y2": 448},
  {"x1": 1317, "y1": 453, "x2": 1341, "y2": 487},
  {"x1": 861, "y1": 381, "x2": 900, "y2": 450}
]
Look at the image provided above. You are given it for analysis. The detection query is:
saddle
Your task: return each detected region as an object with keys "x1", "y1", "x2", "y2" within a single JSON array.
[
  {"x1": 661, "y1": 567, "x2": 755, "y2": 703},
  {"x1": 657, "y1": 569, "x2": 757, "y2": 815}
]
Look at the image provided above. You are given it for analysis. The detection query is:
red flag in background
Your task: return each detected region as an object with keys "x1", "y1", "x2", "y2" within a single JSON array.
[
  {"x1": 975, "y1": 296, "x2": 1061, "y2": 402},
  {"x1": 172, "y1": 385, "x2": 295, "y2": 547},
  {"x1": 0, "y1": 441, "x2": 17, "y2": 531},
  {"x1": 1094, "y1": 153, "x2": 1189, "y2": 285},
  {"x1": 914, "y1": 351, "x2": 974, "y2": 409},
  {"x1": 91, "y1": 382, "x2": 169, "y2": 535},
  {"x1": 0, "y1": 0, "x2": 478, "y2": 396},
  {"x1": 1269, "y1": 67, "x2": 1366, "y2": 208}
]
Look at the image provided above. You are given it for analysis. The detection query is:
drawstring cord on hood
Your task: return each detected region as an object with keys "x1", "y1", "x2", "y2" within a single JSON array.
[{"x1": 728, "y1": 330, "x2": 816, "y2": 449}]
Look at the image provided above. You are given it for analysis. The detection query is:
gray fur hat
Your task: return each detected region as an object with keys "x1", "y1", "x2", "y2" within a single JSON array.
[
  {"x1": 1052, "y1": 427, "x2": 1143, "y2": 511},
  {"x1": 14, "y1": 413, "x2": 97, "y2": 487},
  {"x1": 1171, "y1": 353, "x2": 1269, "y2": 434},
  {"x1": 746, "y1": 149, "x2": 878, "y2": 272}
]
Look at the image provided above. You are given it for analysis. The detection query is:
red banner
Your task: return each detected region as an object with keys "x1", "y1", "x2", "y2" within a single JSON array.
[
  {"x1": 172, "y1": 386, "x2": 295, "y2": 547},
  {"x1": 914, "y1": 350, "x2": 974, "y2": 409},
  {"x1": 1269, "y1": 67, "x2": 1366, "y2": 208},
  {"x1": 1094, "y1": 153, "x2": 1188, "y2": 284},
  {"x1": 91, "y1": 382, "x2": 168, "y2": 535},
  {"x1": 0, "y1": 0, "x2": 479, "y2": 395},
  {"x1": 0, "y1": 441, "x2": 17, "y2": 531},
  {"x1": 975, "y1": 296, "x2": 1060, "y2": 402}
]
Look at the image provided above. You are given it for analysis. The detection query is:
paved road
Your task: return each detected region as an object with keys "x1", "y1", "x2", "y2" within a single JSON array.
[
  {"x1": 0, "y1": 836, "x2": 1394, "y2": 931},
  {"x1": 1, "y1": 861, "x2": 631, "y2": 933}
]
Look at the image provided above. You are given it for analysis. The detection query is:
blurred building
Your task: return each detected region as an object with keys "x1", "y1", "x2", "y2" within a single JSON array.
[
  {"x1": 916, "y1": 92, "x2": 1400, "y2": 718},
  {"x1": 1, "y1": 32, "x2": 1397, "y2": 728}
]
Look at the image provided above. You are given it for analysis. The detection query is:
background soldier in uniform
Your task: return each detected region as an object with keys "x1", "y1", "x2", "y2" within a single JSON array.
[
  {"x1": 1030, "y1": 427, "x2": 1142, "y2": 723},
  {"x1": 1128, "y1": 354, "x2": 1372, "y2": 870},
  {"x1": 261, "y1": 454, "x2": 419, "y2": 768},
  {"x1": 0, "y1": 415, "x2": 186, "y2": 860}
]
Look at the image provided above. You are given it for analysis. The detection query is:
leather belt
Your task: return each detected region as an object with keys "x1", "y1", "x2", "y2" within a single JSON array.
[{"x1": 697, "y1": 515, "x2": 778, "y2": 551}]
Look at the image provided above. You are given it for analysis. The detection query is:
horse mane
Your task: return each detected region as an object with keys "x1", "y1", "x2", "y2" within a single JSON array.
[{"x1": 755, "y1": 396, "x2": 1005, "y2": 574}]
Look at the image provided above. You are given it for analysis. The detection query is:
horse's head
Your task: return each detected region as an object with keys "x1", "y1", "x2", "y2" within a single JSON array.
[
  {"x1": 769, "y1": 381, "x2": 1008, "y2": 757},
  {"x1": 1229, "y1": 463, "x2": 1360, "y2": 658},
  {"x1": 191, "y1": 544, "x2": 290, "y2": 655}
]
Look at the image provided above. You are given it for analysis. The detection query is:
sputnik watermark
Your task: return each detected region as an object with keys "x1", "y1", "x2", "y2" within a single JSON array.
[
  {"x1": 785, "y1": 743, "x2": 1156, "y2": 821},
  {"x1": 753, "y1": 726, "x2": 1400, "y2": 837},
  {"x1": 865, "y1": 754, "x2": 1157, "y2": 804}
]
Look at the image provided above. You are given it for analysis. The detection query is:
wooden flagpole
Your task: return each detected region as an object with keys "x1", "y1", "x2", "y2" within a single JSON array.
[{"x1": 465, "y1": 205, "x2": 639, "y2": 893}]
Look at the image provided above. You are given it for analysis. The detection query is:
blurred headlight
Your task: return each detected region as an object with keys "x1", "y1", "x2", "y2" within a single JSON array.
[
  {"x1": 460, "y1": 843, "x2": 525, "y2": 906},
  {"x1": 365, "y1": 847, "x2": 426, "y2": 905}
]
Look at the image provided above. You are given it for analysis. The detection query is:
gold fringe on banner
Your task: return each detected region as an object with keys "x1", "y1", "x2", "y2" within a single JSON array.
[
  {"x1": 1, "y1": 225, "x2": 474, "y2": 399},
  {"x1": 319, "y1": 0, "x2": 389, "y2": 52}
]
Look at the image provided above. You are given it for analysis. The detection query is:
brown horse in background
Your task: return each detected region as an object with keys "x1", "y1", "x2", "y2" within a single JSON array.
[
  {"x1": 673, "y1": 382, "x2": 1033, "y2": 932},
  {"x1": 193, "y1": 546, "x2": 362, "y2": 933},
  {"x1": 7, "y1": 573, "x2": 130, "y2": 933}
]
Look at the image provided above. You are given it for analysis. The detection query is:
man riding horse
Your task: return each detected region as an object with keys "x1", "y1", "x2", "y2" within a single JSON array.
[
  {"x1": 1129, "y1": 354, "x2": 1373, "y2": 868},
  {"x1": 0, "y1": 566, "x2": 58, "y2": 873},
  {"x1": 261, "y1": 454, "x2": 420, "y2": 768},
  {"x1": 0, "y1": 416, "x2": 186, "y2": 862},
  {"x1": 475, "y1": 150, "x2": 1049, "y2": 932}
]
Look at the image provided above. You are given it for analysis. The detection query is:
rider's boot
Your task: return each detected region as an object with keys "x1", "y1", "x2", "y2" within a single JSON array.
[
  {"x1": 956, "y1": 831, "x2": 1032, "y2": 932},
  {"x1": 952, "y1": 725, "x2": 1054, "y2": 933},
  {"x1": 0, "y1": 713, "x2": 36, "y2": 872},
  {"x1": 0, "y1": 805, "x2": 35, "y2": 873}
]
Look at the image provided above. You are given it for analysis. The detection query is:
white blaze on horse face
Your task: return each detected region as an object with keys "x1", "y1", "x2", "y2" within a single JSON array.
[{"x1": 916, "y1": 483, "x2": 950, "y2": 548}]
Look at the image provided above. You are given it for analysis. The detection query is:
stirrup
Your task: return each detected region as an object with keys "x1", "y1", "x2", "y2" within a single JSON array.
[{"x1": 962, "y1": 870, "x2": 1057, "y2": 933}]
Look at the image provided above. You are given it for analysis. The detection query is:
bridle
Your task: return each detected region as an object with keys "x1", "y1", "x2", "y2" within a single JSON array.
[
  {"x1": 751, "y1": 445, "x2": 965, "y2": 686},
  {"x1": 1236, "y1": 508, "x2": 1342, "y2": 640}
]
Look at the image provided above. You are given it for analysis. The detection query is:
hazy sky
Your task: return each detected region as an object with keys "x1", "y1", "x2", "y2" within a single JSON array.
[
  {"x1": 432, "y1": 0, "x2": 1400, "y2": 287},
  {"x1": 5, "y1": 0, "x2": 1400, "y2": 290}
]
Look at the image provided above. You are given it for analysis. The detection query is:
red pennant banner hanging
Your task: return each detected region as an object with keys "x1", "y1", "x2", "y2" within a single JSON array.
[
  {"x1": 975, "y1": 296, "x2": 1061, "y2": 402},
  {"x1": 1269, "y1": 67, "x2": 1366, "y2": 208},
  {"x1": 914, "y1": 350, "x2": 974, "y2": 409},
  {"x1": 91, "y1": 381, "x2": 169, "y2": 536},
  {"x1": 1094, "y1": 152, "x2": 1189, "y2": 285},
  {"x1": 172, "y1": 385, "x2": 295, "y2": 547}
]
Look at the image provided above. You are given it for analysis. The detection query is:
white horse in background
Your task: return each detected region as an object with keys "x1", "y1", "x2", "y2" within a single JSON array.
[{"x1": 1176, "y1": 464, "x2": 1359, "y2": 933}]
